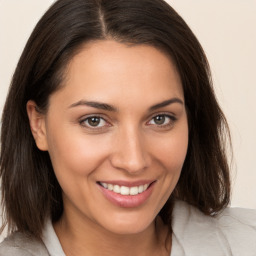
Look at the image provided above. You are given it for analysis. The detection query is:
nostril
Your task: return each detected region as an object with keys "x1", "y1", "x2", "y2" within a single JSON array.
[{"x1": 110, "y1": 156, "x2": 148, "y2": 173}]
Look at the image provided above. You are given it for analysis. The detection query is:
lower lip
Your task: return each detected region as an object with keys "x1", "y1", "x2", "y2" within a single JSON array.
[{"x1": 98, "y1": 183, "x2": 155, "y2": 208}]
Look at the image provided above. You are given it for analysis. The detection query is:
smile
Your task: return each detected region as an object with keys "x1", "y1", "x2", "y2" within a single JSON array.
[
  {"x1": 99, "y1": 182, "x2": 150, "y2": 196},
  {"x1": 97, "y1": 180, "x2": 156, "y2": 208}
]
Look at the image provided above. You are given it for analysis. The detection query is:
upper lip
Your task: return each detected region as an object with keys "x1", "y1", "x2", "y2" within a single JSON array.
[{"x1": 97, "y1": 180, "x2": 156, "y2": 187}]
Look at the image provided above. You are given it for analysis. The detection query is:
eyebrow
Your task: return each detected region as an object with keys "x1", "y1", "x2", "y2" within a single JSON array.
[
  {"x1": 69, "y1": 100, "x2": 117, "y2": 112},
  {"x1": 149, "y1": 98, "x2": 184, "y2": 111},
  {"x1": 68, "y1": 98, "x2": 183, "y2": 112}
]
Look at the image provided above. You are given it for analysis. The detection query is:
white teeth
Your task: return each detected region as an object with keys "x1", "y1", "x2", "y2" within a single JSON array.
[
  {"x1": 130, "y1": 186, "x2": 139, "y2": 195},
  {"x1": 107, "y1": 184, "x2": 113, "y2": 191},
  {"x1": 113, "y1": 185, "x2": 120, "y2": 193},
  {"x1": 102, "y1": 183, "x2": 108, "y2": 189},
  {"x1": 100, "y1": 182, "x2": 150, "y2": 196},
  {"x1": 138, "y1": 185, "x2": 144, "y2": 193},
  {"x1": 120, "y1": 186, "x2": 130, "y2": 195}
]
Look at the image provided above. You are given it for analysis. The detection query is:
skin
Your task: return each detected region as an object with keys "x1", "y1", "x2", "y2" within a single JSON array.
[{"x1": 27, "y1": 40, "x2": 188, "y2": 256}]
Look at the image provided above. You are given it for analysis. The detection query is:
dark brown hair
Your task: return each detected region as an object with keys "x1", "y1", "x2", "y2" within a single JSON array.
[{"x1": 1, "y1": 0, "x2": 231, "y2": 238}]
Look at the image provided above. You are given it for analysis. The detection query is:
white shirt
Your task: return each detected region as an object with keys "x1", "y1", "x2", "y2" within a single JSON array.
[{"x1": 42, "y1": 200, "x2": 256, "y2": 256}]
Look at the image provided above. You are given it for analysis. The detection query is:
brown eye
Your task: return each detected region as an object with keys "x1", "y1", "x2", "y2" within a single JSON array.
[
  {"x1": 81, "y1": 116, "x2": 107, "y2": 128},
  {"x1": 88, "y1": 117, "x2": 101, "y2": 126},
  {"x1": 148, "y1": 114, "x2": 176, "y2": 127},
  {"x1": 153, "y1": 115, "x2": 166, "y2": 125}
]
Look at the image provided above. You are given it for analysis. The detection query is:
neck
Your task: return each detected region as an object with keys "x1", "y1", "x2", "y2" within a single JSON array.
[{"x1": 54, "y1": 208, "x2": 171, "y2": 256}]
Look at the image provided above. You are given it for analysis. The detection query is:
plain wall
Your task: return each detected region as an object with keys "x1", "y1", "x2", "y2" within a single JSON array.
[{"x1": 0, "y1": 0, "x2": 255, "y2": 240}]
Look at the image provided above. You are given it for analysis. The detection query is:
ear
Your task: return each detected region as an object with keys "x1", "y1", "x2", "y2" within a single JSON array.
[{"x1": 26, "y1": 100, "x2": 48, "y2": 151}]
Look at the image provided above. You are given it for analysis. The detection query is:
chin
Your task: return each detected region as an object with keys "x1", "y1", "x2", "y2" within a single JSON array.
[{"x1": 96, "y1": 211, "x2": 157, "y2": 236}]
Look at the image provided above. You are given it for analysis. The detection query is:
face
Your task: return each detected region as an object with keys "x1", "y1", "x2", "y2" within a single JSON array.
[{"x1": 31, "y1": 40, "x2": 188, "y2": 235}]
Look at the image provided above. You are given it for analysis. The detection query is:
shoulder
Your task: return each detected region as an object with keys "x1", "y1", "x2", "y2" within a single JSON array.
[
  {"x1": 172, "y1": 200, "x2": 256, "y2": 256},
  {"x1": 215, "y1": 205, "x2": 256, "y2": 254},
  {"x1": 0, "y1": 231, "x2": 49, "y2": 256}
]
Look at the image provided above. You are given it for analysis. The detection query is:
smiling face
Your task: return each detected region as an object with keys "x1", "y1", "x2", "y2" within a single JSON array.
[{"x1": 28, "y1": 40, "x2": 188, "y2": 235}]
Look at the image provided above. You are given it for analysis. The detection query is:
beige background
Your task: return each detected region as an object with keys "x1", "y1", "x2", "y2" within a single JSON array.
[{"x1": 0, "y1": 1, "x2": 255, "y2": 239}]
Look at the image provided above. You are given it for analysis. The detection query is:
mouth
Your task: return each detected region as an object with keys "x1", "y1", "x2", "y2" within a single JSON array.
[
  {"x1": 98, "y1": 182, "x2": 151, "y2": 196},
  {"x1": 97, "y1": 180, "x2": 156, "y2": 208}
]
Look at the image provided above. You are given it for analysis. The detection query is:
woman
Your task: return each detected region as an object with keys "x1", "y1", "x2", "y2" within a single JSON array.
[{"x1": 0, "y1": 0, "x2": 255, "y2": 255}]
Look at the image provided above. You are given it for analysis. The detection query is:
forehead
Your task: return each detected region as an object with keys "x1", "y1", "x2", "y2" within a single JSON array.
[{"x1": 50, "y1": 40, "x2": 184, "y2": 108}]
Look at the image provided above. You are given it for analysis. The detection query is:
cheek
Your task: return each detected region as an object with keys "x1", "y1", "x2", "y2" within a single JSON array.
[
  {"x1": 151, "y1": 128, "x2": 188, "y2": 173},
  {"x1": 46, "y1": 125, "x2": 112, "y2": 179},
  {"x1": 46, "y1": 131, "x2": 112, "y2": 205},
  {"x1": 53, "y1": 145, "x2": 105, "y2": 177}
]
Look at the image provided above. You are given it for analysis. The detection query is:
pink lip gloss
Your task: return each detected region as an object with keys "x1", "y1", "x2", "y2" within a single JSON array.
[{"x1": 97, "y1": 181, "x2": 155, "y2": 208}]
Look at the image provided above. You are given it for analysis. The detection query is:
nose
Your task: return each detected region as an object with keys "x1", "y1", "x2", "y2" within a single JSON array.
[{"x1": 110, "y1": 128, "x2": 150, "y2": 174}]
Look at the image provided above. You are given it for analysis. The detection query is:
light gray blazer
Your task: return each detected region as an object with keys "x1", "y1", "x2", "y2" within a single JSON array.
[
  {"x1": 1, "y1": 201, "x2": 256, "y2": 255},
  {"x1": 0, "y1": 232, "x2": 49, "y2": 256}
]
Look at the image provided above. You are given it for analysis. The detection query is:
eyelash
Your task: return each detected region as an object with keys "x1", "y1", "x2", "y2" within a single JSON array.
[
  {"x1": 147, "y1": 113, "x2": 177, "y2": 128},
  {"x1": 79, "y1": 113, "x2": 177, "y2": 130},
  {"x1": 79, "y1": 115, "x2": 109, "y2": 130}
]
